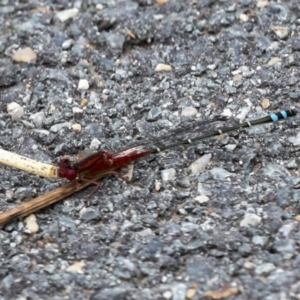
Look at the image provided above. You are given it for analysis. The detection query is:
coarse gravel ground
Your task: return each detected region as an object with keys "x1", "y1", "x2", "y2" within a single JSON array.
[{"x1": 1, "y1": 0, "x2": 300, "y2": 299}]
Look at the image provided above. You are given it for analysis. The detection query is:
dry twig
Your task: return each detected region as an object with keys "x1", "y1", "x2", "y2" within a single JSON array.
[{"x1": 0, "y1": 168, "x2": 115, "y2": 226}]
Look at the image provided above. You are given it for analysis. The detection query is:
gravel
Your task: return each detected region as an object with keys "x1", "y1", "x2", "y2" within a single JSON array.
[{"x1": 1, "y1": 0, "x2": 300, "y2": 299}]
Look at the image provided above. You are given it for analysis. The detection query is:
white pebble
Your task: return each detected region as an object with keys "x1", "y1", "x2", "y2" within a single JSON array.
[
  {"x1": 56, "y1": 8, "x2": 79, "y2": 22},
  {"x1": 24, "y1": 214, "x2": 39, "y2": 233},
  {"x1": 162, "y1": 291, "x2": 172, "y2": 299},
  {"x1": 232, "y1": 69, "x2": 241, "y2": 75},
  {"x1": 7, "y1": 102, "x2": 24, "y2": 121},
  {"x1": 188, "y1": 154, "x2": 211, "y2": 174},
  {"x1": 256, "y1": 0, "x2": 269, "y2": 8},
  {"x1": 225, "y1": 144, "x2": 237, "y2": 151},
  {"x1": 102, "y1": 89, "x2": 110, "y2": 95},
  {"x1": 161, "y1": 168, "x2": 176, "y2": 182},
  {"x1": 222, "y1": 108, "x2": 232, "y2": 117},
  {"x1": 62, "y1": 39, "x2": 74, "y2": 49},
  {"x1": 30, "y1": 111, "x2": 45, "y2": 128},
  {"x1": 240, "y1": 213, "x2": 262, "y2": 227},
  {"x1": 207, "y1": 64, "x2": 216, "y2": 70},
  {"x1": 78, "y1": 79, "x2": 89, "y2": 90},
  {"x1": 155, "y1": 63, "x2": 172, "y2": 72},
  {"x1": 72, "y1": 123, "x2": 82, "y2": 132},
  {"x1": 72, "y1": 107, "x2": 83, "y2": 114},
  {"x1": 96, "y1": 4, "x2": 104, "y2": 10},
  {"x1": 90, "y1": 138, "x2": 101, "y2": 150},
  {"x1": 288, "y1": 132, "x2": 300, "y2": 146},
  {"x1": 66, "y1": 261, "x2": 85, "y2": 273},
  {"x1": 181, "y1": 107, "x2": 197, "y2": 117},
  {"x1": 194, "y1": 195, "x2": 209, "y2": 203},
  {"x1": 239, "y1": 13, "x2": 249, "y2": 22},
  {"x1": 12, "y1": 47, "x2": 37, "y2": 63},
  {"x1": 271, "y1": 26, "x2": 289, "y2": 39},
  {"x1": 236, "y1": 106, "x2": 251, "y2": 121},
  {"x1": 155, "y1": 180, "x2": 162, "y2": 191},
  {"x1": 267, "y1": 57, "x2": 281, "y2": 66},
  {"x1": 279, "y1": 222, "x2": 296, "y2": 237}
]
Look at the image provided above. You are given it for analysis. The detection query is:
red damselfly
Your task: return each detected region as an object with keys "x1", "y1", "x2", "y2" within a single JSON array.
[{"x1": 58, "y1": 110, "x2": 297, "y2": 197}]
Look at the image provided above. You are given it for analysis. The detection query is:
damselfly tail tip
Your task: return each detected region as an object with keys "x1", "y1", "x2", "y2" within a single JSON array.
[{"x1": 288, "y1": 109, "x2": 298, "y2": 117}]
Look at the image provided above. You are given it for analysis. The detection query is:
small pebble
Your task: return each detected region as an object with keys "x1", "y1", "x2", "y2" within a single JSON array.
[
  {"x1": 288, "y1": 132, "x2": 300, "y2": 146},
  {"x1": 12, "y1": 47, "x2": 37, "y2": 63},
  {"x1": 178, "y1": 208, "x2": 187, "y2": 215},
  {"x1": 227, "y1": 4, "x2": 236, "y2": 12},
  {"x1": 96, "y1": 4, "x2": 104, "y2": 10},
  {"x1": 66, "y1": 261, "x2": 85, "y2": 273},
  {"x1": 261, "y1": 98, "x2": 270, "y2": 108},
  {"x1": 207, "y1": 64, "x2": 216, "y2": 70},
  {"x1": 233, "y1": 74, "x2": 243, "y2": 81},
  {"x1": 76, "y1": 36, "x2": 89, "y2": 46},
  {"x1": 147, "y1": 107, "x2": 162, "y2": 121},
  {"x1": 157, "y1": 0, "x2": 168, "y2": 4},
  {"x1": 188, "y1": 154, "x2": 211, "y2": 174},
  {"x1": 5, "y1": 190, "x2": 14, "y2": 200},
  {"x1": 222, "y1": 108, "x2": 232, "y2": 117},
  {"x1": 155, "y1": 63, "x2": 172, "y2": 72},
  {"x1": 194, "y1": 195, "x2": 209, "y2": 204},
  {"x1": 90, "y1": 138, "x2": 101, "y2": 150},
  {"x1": 62, "y1": 39, "x2": 74, "y2": 49},
  {"x1": 225, "y1": 144, "x2": 237, "y2": 151},
  {"x1": 256, "y1": 0, "x2": 269, "y2": 8},
  {"x1": 210, "y1": 167, "x2": 234, "y2": 180},
  {"x1": 79, "y1": 207, "x2": 100, "y2": 222},
  {"x1": 268, "y1": 57, "x2": 281, "y2": 66},
  {"x1": 255, "y1": 263, "x2": 275, "y2": 275},
  {"x1": 271, "y1": 26, "x2": 289, "y2": 39},
  {"x1": 30, "y1": 111, "x2": 45, "y2": 128},
  {"x1": 181, "y1": 107, "x2": 197, "y2": 117},
  {"x1": 72, "y1": 123, "x2": 82, "y2": 132},
  {"x1": 56, "y1": 8, "x2": 79, "y2": 22},
  {"x1": 50, "y1": 122, "x2": 72, "y2": 133},
  {"x1": 155, "y1": 180, "x2": 162, "y2": 191},
  {"x1": 286, "y1": 159, "x2": 297, "y2": 169},
  {"x1": 78, "y1": 79, "x2": 89, "y2": 90},
  {"x1": 279, "y1": 222, "x2": 296, "y2": 237},
  {"x1": 236, "y1": 106, "x2": 251, "y2": 121},
  {"x1": 7, "y1": 102, "x2": 24, "y2": 121},
  {"x1": 72, "y1": 107, "x2": 83, "y2": 114},
  {"x1": 81, "y1": 98, "x2": 88, "y2": 106},
  {"x1": 244, "y1": 261, "x2": 255, "y2": 269},
  {"x1": 161, "y1": 168, "x2": 176, "y2": 182},
  {"x1": 24, "y1": 214, "x2": 39, "y2": 234},
  {"x1": 239, "y1": 14, "x2": 249, "y2": 22},
  {"x1": 162, "y1": 291, "x2": 172, "y2": 299},
  {"x1": 232, "y1": 69, "x2": 241, "y2": 75},
  {"x1": 186, "y1": 288, "x2": 197, "y2": 299},
  {"x1": 240, "y1": 213, "x2": 262, "y2": 227}
]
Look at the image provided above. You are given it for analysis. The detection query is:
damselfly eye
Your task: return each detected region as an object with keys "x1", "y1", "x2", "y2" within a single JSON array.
[
  {"x1": 63, "y1": 169, "x2": 77, "y2": 181},
  {"x1": 58, "y1": 157, "x2": 78, "y2": 180}
]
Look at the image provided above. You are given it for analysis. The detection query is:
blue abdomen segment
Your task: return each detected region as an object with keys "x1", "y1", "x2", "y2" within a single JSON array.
[{"x1": 270, "y1": 110, "x2": 296, "y2": 122}]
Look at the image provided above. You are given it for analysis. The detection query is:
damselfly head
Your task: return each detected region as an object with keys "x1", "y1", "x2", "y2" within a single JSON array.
[{"x1": 58, "y1": 156, "x2": 78, "y2": 181}]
